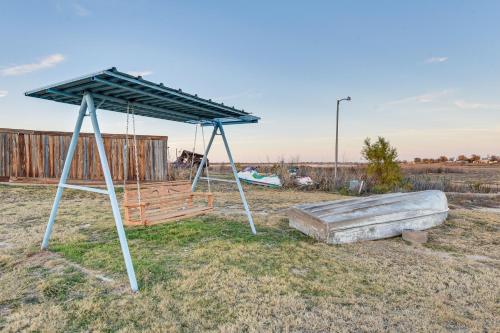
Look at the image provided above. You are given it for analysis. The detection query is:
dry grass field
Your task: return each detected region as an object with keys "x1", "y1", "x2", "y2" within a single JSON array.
[
  {"x1": 210, "y1": 163, "x2": 500, "y2": 193},
  {"x1": 0, "y1": 182, "x2": 499, "y2": 332},
  {"x1": 401, "y1": 164, "x2": 500, "y2": 193}
]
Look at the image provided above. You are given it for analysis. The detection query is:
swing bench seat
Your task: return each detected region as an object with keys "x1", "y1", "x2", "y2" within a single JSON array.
[{"x1": 123, "y1": 180, "x2": 214, "y2": 226}]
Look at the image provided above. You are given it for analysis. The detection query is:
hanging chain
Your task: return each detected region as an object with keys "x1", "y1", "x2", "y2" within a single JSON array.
[
  {"x1": 123, "y1": 104, "x2": 130, "y2": 188},
  {"x1": 201, "y1": 125, "x2": 211, "y2": 193},
  {"x1": 131, "y1": 104, "x2": 142, "y2": 209},
  {"x1": 97, "y1": 98, "x2": 106, "y2": 110},
  {"x1": 189, "y1": 124, "x2": 198, "y2": 181}
]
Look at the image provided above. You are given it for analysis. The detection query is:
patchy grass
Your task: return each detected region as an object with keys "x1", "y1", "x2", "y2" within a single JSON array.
[
  {"x1": 40, "y1": 267, "x2": 86, "y2": 301},
  {"x1": 0, "y1": 183, "x2": 498, "y2": 332},
  {"x1": 51, "y1": 217, "x2": 312, "y2": 288},
  {"x1": 424, "y1": 209, "x2": 500, "y2": 260}
]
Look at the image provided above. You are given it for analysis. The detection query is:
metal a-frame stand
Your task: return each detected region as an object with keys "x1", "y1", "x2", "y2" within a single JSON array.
[
  {"x1": 191, "y1": 121, "x2": 257, "y2": 235},
  {"x1": 41, "y1": 94, "x2": 257, "y2": 293},
  {"x1": 41, "y1": 93, "x2": 139, "y2": 292}
]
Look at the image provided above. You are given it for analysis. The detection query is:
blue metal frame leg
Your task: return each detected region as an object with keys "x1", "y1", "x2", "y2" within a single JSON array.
[
  {"x1": 218, "y1": 122, "x2": 257, "y2": 234},
  {"x1": 191, "y1": 125, "x2": 217, "y2": 191},
  {"x1": 41, "y1": 93, "x2": 138, "y2": 292},
  {"x1": 191, "y1": 122, "x2": 256, "y2": 234},
  {"x1": 42, "y1": 97, "x2": 87, "y2": 249},
  {"x1": 86, "y1": 94, "x2": 138, "y2": 292}
]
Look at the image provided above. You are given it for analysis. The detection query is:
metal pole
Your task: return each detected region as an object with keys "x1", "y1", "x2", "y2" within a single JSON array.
[
  {"x1": 334, "y1": 99, "x2": 340, "y2": 182},
  {"x1": 41, "y1": 97, "x2": 87, "y2": 249},
  {"x1": 86, "y1": 93, "x2": 138, "y2": 292},
  {"x1": 191, "y1": 124, "x2": 217, "y2": 191},
  {"x1": 217, "y1": 122, "x2": 257, "y2": 235}
]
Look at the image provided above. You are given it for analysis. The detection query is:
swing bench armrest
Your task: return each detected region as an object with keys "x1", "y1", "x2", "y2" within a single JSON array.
[
  {"x1": 190, "y1": 192, "x2": 213, "y2": 197},
  {"x1": 123, "y1": 202, "x2": 149, "y2": 208},
  {"x1": 189, "y1": 192, "x2": 214, "y2": 207}
]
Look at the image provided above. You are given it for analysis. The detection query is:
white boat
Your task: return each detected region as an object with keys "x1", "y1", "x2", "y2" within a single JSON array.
[
  {"x1": 288, "y1": 190, "x2": 448, "y2": 244},
  {"x1": 295, "y1": 176, "x2": 314, "y2": 186},
  {"x1": 237, "y1": 169, "x2": 282, "y2": 187}
]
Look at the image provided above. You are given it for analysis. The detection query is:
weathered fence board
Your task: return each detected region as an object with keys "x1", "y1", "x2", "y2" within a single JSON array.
[{"x1": 0, "y1": 128, "x2": 168, "y2": 182}]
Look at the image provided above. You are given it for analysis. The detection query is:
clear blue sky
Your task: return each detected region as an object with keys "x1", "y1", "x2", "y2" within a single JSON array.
[{"x1": 1, "y1": 1, "x2": 499, "y2": 162}]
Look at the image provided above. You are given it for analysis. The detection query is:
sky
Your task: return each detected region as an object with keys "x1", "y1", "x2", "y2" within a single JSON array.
[{"x1": 0, "y1": 1, "x2": 499, "y2": 163}]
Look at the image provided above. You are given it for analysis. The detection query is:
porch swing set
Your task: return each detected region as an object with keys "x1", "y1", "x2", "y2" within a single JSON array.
[
  {"x1": 25, "y1": 68, "x2": 260, "y2": 292},
  {"x1": 122, "y1": 104, "x2": 214, "y2": 226}
]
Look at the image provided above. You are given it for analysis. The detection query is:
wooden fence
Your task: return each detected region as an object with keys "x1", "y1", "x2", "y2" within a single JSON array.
[{"x1": 0, "y1": 128, "x2": 168, "y2": 182}]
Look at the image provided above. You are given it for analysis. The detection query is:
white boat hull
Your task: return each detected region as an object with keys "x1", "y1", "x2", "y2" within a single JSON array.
[
  {"x1": 288, "y1": 190, "x2": 448, "y2": 244},
  {"x1": 237, "y1": 170, "x2": 282, "y2": 187}
]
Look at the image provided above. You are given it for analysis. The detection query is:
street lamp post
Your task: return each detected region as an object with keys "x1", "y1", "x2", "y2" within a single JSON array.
[{"x1": 334, "y1": 96, "x2": 351, "y2": 182}]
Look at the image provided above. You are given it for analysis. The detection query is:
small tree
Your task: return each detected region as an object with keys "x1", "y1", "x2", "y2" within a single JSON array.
[
  {"x1": 470, "y1": 154, "x2": 481, "y2": 162},
  {"x1": 439, "y1": 156, "x2": 448, "y2": 162},
  {"x1": 414, "y1": 157, "x2": 422, "y2": 163},
  {"x1": 361, "y1": 137, "x2": 402, "y2": 193},
  {"x1": 457, "y1": 154, "x2": 467, "y2": 162}
]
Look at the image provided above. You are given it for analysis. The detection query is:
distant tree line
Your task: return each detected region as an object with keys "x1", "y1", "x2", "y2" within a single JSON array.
[{"x1": 412, "y1": 154, "x2": 499, "y2": 164}]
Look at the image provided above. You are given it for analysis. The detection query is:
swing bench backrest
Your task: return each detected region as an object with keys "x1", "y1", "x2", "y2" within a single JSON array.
[{"x1": 123, "y1": 180, "x2": 213, "y2": 226}]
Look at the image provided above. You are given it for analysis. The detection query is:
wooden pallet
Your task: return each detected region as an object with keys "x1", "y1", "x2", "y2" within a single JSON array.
[{"x1": 123, "y1": 180, "x2": 213, "y2": 226}]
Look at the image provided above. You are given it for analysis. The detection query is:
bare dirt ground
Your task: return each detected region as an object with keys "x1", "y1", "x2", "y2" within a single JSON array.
[{"x1": 0, "y1": 183, "x2": 499, "y2": 332}]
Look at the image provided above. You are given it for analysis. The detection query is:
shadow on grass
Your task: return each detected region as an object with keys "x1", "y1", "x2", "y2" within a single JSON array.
[{"x1": 51, "y1": 215, "x2": 313, "y2": 289}]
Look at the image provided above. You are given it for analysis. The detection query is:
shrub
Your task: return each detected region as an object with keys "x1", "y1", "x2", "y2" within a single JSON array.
[
  {"x1": 361, "y1": 137, "x2": 402, "y2": 193},
  {"x1": 470, "y1": 154, "x2": 481, "y2": 162}
]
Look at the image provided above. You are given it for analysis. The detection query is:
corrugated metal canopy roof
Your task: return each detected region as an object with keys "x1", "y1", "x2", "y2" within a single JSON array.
[{"x1": 25, "y1": 67, "x2": 259, "y2": 125}]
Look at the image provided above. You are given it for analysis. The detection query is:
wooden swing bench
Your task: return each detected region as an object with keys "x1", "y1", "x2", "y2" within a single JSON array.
[{"x1": 123, "y1": 180, "x2": 213, "y2": 226}]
